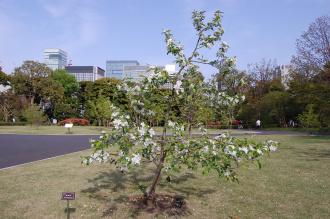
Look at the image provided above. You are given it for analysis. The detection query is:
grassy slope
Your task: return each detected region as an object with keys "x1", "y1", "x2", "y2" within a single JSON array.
[{"x1": 0, "y1": 135, "x2": 329, "y2": 218}]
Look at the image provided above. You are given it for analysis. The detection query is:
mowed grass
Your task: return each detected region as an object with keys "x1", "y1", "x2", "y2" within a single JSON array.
[
  {"x1": 0, "y1": 126, "x2": 109, "y2": 135},
  {"x1": 0, "y1": 125, "x2": 259, "y2": 136},
  {"x1": 0, "y1": 135, "x2": 329, "y2": 218}
]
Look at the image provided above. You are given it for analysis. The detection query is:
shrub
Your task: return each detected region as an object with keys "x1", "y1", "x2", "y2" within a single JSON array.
[
  {"x1": 22, "y1": 104, "x2": 47, "y2": 127},
  {"x1": 58, "y1": 118, "x2": 89, "y2": 126},
  {"x1": 298, "y1": 105, "x2": 320, "y2": 128}
]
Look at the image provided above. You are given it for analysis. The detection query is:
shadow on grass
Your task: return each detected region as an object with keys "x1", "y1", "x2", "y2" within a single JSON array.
[
  {"x1": 296, "y1": 147, "x2": 330, "y2": 161},
  {"x1": 81, "y1": 169, "x2": 215, "y2": 218}
]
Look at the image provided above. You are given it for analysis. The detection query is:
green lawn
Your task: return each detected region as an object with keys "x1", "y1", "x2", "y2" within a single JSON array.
[
  {"x1": 0, "y1": 125, "x2": 259, "y2": 136},
  {"x1": 262, "y1": 127, "x2": 319, "y2": 132},
  {"x1": 0, "y1": 135, "x2": 329, "y2": 218}
]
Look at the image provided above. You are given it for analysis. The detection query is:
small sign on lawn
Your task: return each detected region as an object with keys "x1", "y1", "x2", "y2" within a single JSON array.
[
  {"x1": 62, "y1": 192, "x2": 75, "y2": 200},
  {"x1": 64, "y1": 123, "x2": 73, "y2": 128},
  {"x1": 64, "y1": 123, "x2": 73, "y2": 134},
  {"x1": 62, "y1": 192, "x2": 75, "y2": 219}
]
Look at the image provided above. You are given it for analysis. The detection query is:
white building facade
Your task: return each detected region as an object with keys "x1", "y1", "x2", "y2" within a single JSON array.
[{"x1": 43, "y1": 48, "x2": 68, "y2": 70}]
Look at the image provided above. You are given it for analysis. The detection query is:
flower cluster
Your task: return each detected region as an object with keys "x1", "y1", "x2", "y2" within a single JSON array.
[
  {"x1": 162, "y1": 132, "x2": 278, "y2": 180},
  {"x1": 210, "y1": 92, "x2": 245, "y2": 108},
  {"x1": 163, "y1": 29, "x2": 187, "y2": 67},
  {"x1": 173, "y1": 80, "x2": 184, "y2": 95},
  {"x1": 168, "y1": 120, "x2": 185, "y2": 137}
]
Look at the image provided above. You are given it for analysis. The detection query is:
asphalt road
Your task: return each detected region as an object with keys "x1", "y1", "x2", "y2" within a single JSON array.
[{"x1": 0, "y1": 134, "x2": 98, "y2": 169}]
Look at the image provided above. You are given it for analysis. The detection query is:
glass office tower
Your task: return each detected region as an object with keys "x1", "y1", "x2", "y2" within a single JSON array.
[
  {"x1": 43, "y1": 48, "x2": 68, "y2": 70},
  {"x1": 106, "y1": 60, "x2": 139, "y2": 79}
]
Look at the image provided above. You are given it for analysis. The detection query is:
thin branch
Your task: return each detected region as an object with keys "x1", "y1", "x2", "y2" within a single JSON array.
[{"x1": 191, "y1": 60, "x2": 212, "y2": 65}]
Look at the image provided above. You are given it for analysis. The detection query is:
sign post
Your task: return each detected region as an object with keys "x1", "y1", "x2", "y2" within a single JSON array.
[
  {"x1": 64, "y1": 123, "x2": 73, "y2": 134},
  {"x1": 62, "y1": 192, "x2": 75, "y2": 219}
]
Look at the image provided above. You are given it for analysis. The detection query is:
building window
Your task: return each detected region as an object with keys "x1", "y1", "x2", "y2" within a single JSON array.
[{"x1": 112, "y1": 70, "x2": 123, "y2": 74}]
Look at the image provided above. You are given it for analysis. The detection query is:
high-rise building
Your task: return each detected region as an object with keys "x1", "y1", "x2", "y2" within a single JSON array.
[
  {"x1": 106, "y1": 60, "x2": 176, "y2": 82},
  {"x1": 123, "y1": 65, "x2": 150, "y2": 81},
  {"x1": 43, "y1": 48, "x2": 68, "y2": 70},
  {"x1": 65, "y1": 66, "x2": 105, "y2": 82},
  {"x1": 278, "y1": 65, "x2": 291, "y2": 89},
  {"x1": 106, "y1": 60, "x2": 139, "y2": 79}
]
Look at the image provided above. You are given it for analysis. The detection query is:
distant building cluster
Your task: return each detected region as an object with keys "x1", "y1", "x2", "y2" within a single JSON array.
[{"x1": 43, "y1": 48, "x2": 176, "y2": 82}]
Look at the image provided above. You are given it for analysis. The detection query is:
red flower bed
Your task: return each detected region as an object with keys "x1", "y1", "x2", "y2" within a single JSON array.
[
  {"x1": 232, "y1": 119, "x2": 241, "y2": 125},
  {"x1": 206, "y1": 121, "x2": 221, "y2": 128},
  {"x1": 58, "y1": 118, "x2": 89, "y2": 126}
]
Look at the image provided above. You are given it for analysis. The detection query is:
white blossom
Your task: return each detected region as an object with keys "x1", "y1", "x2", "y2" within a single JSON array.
[
  {"x1": 120, "y1": 166, "x2": 128, "y2": 172},
  {"x1": 118, "y1": 150, "x2": 124, "y2": 157},
  {"x1": 224, "y1": 145, "x2": 237, "y2": 157},
  {"x1": 174, "y1": 80, "x2": 183, "y2": 94},
  {"x1": 102, "y1": 152, "x2": 110, "y2": 161},
  {"x1": 138, "y1": 122, "x2": 147, "y2": 137},
  {"x1": 96, "y1": 157, "x2": 102, "y2": 162},
  {"x1": 202, "y1": 146, "x2": 209, "y2": 153},
  {"x1": 240, "y1": 147, "x2": 249, "y2": 154},
  {"x1": 168, "y1": 120, "x2": 176, "y2": 128},
  {"x1": 113, "y1": 119, "x2": 122, "y2": 129},
  {"x1": 215, "y1": 133, "x2": 227, "y2": 139},
  {"x1": 112, "y1": 111, "x2": 119, "y2": 118},
  {"x1": 249, "y1": 144, "x2": 255, "y2": 151},
  {"x1": 113, "y1": 117, "x2": 128, "y2": 130},
  {"x1": 269, "y1": 145, "x2": 277, "y2": 152},
  {"x1": 143, "y1": 138, "x2": 156, "y2": 148},
  {"x1": 128, "y1": 133, "x2": 136, "y2": 141},
  {"x1": 256, "y1": 149, "x2": 263, "y2": 155},
  {"x1": 92, "y1": 151, "x2": 100, "y2": 159},
  {"x1": 131, "y1": 154, "x2": 141, "y2": 165},
  {"x1": 149, "y1": 128, "x2": 156, "y2": 137}
]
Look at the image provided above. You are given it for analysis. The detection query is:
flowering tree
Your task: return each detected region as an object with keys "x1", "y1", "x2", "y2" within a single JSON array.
[{"x1": 82, "y1": 10, "x2": 278, "y2": 205}]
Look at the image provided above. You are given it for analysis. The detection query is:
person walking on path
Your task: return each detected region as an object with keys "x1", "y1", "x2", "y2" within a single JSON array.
[{"x1": 256, "y1": 119, "x2": 261, "y2": 129}]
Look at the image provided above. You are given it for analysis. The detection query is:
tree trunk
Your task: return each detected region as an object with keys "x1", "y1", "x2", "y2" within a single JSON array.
[
  {"x1": 145, "y1": 151, "x2": 165, "y2": 204},
  {"x1": 145, "y1": 126, "x2": 167, "y2": 205},
  {"x1": 30, "y1": 96, "x2": 34, "y2": 106},
  {"x1": 188, "y1": 123, "x2": 192, "y2": 137}
]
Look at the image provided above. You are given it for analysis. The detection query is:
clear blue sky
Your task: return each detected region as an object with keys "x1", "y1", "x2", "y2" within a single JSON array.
[{"x1": 1, "y1": 0, "x2": 329, "y2": 78}]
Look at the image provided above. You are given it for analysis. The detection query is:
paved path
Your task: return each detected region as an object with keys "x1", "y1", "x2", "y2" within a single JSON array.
[{"x1": 0, "y1": 134, "x2": 97, "y2": 169}]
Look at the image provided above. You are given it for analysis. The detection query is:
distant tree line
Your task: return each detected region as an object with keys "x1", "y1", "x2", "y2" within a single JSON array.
[
  {"x1": 0, "y1": 62, "x2": 124, "y2": 126},
  {"x1": 220, "y1": 15, "x2": 330, "y2": 129},
  {"x1": 0, "y1": 15, "x2": 329, "y2": 129}
]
